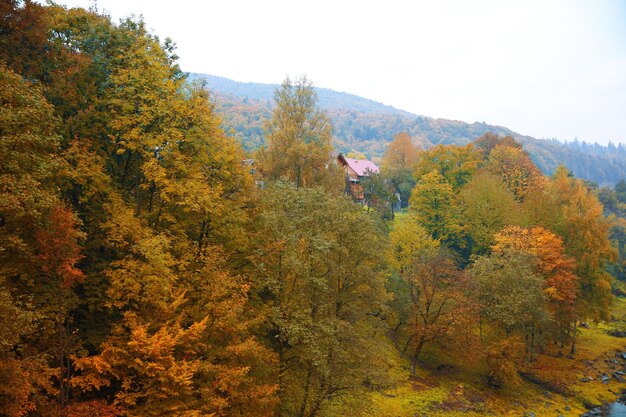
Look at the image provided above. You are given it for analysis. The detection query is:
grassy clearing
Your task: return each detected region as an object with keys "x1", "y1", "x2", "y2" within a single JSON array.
[{"x1": 326, "y1": 297, "x2": 626, "y2": 416}]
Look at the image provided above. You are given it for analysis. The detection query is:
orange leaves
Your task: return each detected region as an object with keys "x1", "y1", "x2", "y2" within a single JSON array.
[
  {"x1": 0, "y1": 357, "x2": 37, "y2": 417},
  {"x1": 71, "y1": 355, "x2": 113, "y2": 393},
  {"x1": 493, "y1": 226, "x2": 579, "y2": 322},
  {"x1": 487, "y1": 144, "x2": 547, "y2": 201},
  {"x1": 35, "y1": 205, "x2": 85, "y2": 289},
  {"x1": 493, "y1": 226, "x2": 574, "y2": 276},
  {"x1": 545, "y1": 271, "x2": 578, "y2": 305},
  {"x1": 473, "y1": 132, "x2": 521, "y2": 156},
  {"x1": 66, "y1": 400, "x2": 120, "y2": 417},
  {"x1": 399, "y1": 251, "x2": 477, "y2": 372},
  {"x1": 382, "y1": 132, "x2": 420, "y2": 173},
  {"x1": 547, "y1": 167, "x2": 616, "y2": 319},
  {"x1": 1, "y1": 6, "x2": 272, "y2": 416},
  {"x1": 74, "y1": 312, "x2": 204, "y2": 414},
  {"x1": 74, "y1": 245, "x2": 277, "y2": 416},
  {"x1": 485, "y1": 336, "x2": 525, "y2": 387}
]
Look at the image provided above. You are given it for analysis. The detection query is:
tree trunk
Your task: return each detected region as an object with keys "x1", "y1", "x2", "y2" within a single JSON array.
[
  {"x1": 295, "y1": 165, "x2": 302, "y2": 189},
  {"x1": 569, "y1": 321, "x2": 577, "y2": 358},
  {"x1": 411, "y1": 337, "x2": 425, "y2": 376},
  {"x1": 298, "y1": 366, "x2": 312, "y2": 417},
  {"x1": 57, "y1": 289, "x2": 67, "y2": 415},
  {"x1": 277, "y1": 343, "x2": 287, "y2": 417},
  {"x1": 530, "y1": 322, "x2": 536, "y2": 362},
  {"x1": 524, "y1": 329, "x2": 530, "y2": 364},
  {"x1": 307, "y1": 382, "x2": 327, "y2": 417},
  {"x1": 58, "y1": 316, "x2": 66, "y2": 410}
]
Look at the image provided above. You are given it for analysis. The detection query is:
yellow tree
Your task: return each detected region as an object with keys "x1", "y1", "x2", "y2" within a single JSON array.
[
  {"x1": 473, "y1": 132, "x2": 521, "y2": 157},
  {"x1": 382, "y1": 132, "x2": 420, "y2": 207},
  {"x1": 458, "y1": 170, "x2": 521, "y2": 256},
  {"x1": 552, "y1": 168, "x2": 616, "y2": 322},
  {"x1": 409, "y1": 170, "x2": 464, "y2": 249},
  {"x1": 0, "y1": 65, "x2": 67, "y2": 416},
  {"x1": 524, "y1": 166, "x2": 616, "y2": 322},
  {"x1": 57, "y1": 14, "x2": 276, "y2": 416},
  {"x1": 493, "y1": 226, "x2": 579, "y2": 353},
  {"x1": 1, "y1": 5, "x2": 276, "y2": 416},
  {"x1": 388, "y1": 214, "x2": 439, "y2": 273},
  {"x1": 0, "y1": 65, "x2": 63, "y2": 282},
  {"x1": 471, "y1": 250, "x2": 547, "y2": 383},
  {"x1": 257, "y1": 76, "x2": 341, "y2": 191},
  {"x1": 414, "y1": 144, "x2": 482, "y2": 190},
  {"x1": 486, "y1": 144, "x2": 547, "y2": 201}
]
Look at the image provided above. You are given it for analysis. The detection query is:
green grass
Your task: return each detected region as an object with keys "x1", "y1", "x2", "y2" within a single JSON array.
[{"x1": 323, "y1": 298, "x2": 626, "y2": 416}]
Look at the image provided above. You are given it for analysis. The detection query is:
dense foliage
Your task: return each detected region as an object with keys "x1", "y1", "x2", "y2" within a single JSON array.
[
  {"x1": 0, "y1": 2, "x2": 623, "y2": 417},
  {"x1": 197, "y1": 74, "x2": 626, "y2": 186}
]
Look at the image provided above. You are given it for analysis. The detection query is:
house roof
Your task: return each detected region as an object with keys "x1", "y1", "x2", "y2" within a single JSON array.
[{"x1": 342, "y1": 157, "x2": 380, "y2": 177}]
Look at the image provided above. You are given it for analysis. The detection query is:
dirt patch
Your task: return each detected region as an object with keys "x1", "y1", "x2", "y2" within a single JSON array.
[
  {"x1": 410, "y1": 376, "x2": 440, "y2": 390},
  {"x1": 432, "y1": 384, "x2": 489, "y2": 413},
  {"x1": 519, "y1": 371, "x2": 575, "y2": 396}
]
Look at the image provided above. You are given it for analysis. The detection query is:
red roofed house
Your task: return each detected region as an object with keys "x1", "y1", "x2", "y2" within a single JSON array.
[{"x1": 337, "y1": 153, "x2": 380, "y2": 201}]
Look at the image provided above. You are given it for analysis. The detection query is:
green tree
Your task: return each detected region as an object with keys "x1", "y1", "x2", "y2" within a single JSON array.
[
  {"x1": 253, "y1": 183, "x2": 395, "y2": 417},
  {"x1": 409, "y1": 170, "x2": 464, "y2": 249},
  {"x1": 361, "y1": 171, "x2": 396, "y2": 220},
  {"x1": 596, "y1": 186, "x2": 622, "y2": 216},
  {"x1": 471, "y1": 250, "x2": 548, "y2": 377},
  {"x1": 388, "y1": 214, "x2": 440, "y2": 273},
  {"x1": 609, "y1": 218, "x2": 626, "y2": 282},
  {"x1": 0, "y1": 64, "x2": 63, "y2": 277},
  {"x1": 615, "y1": 179, "x2": 626, "y2": 204},
  {"x1": 458, "y1": 170, "x2": 521, "y2": 255}
]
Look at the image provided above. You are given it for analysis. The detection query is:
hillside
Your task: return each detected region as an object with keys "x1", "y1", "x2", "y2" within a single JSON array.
[
  {"x1": 188, "y1": 73, "x2": 410, "y2": 115},
  {"x1": 191, "y1": 73, "x2": 626, "y2": 186},
  {"x1": 4, "y1": 3, "x2": 626, "y2": 416}
]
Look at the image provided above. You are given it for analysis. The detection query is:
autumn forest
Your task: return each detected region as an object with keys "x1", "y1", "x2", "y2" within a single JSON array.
[{"x1": 2, "y1": 2, "x2": 626, "y2": 417}]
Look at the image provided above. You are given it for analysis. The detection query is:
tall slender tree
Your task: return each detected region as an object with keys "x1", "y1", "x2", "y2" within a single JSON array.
[
  {"x1": 258, "y1": 76, "x2": 341, "y2": 191},
  {"x1": 382, "y1": 132, "x2": 419, "y2": 207}
]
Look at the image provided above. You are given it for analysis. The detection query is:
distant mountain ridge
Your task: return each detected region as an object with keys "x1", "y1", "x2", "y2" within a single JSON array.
[
  {"x1": 190, "y1": 73, "x2": 626, "y2": 186},
  {"x1": 188, "y1": 73, "x2": 412, "y2": 115}
]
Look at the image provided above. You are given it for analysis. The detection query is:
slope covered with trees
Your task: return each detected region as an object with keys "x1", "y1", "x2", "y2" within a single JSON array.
[
  {"x1": 1, "y1": 2, "x2": 625, "y2": 417},
  {"x1": 194, "y1": 73, "x2": 626, "y2": 186}
]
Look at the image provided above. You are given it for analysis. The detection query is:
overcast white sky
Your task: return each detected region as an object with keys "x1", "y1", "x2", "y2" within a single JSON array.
[{"x1": 55, "y1": 0, "x2": 626, "y2": 145}]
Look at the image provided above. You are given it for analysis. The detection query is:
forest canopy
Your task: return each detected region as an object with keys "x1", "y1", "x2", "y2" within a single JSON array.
[{"x1": 1, "y1": 2, "x2": 625, "y2": 417}]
